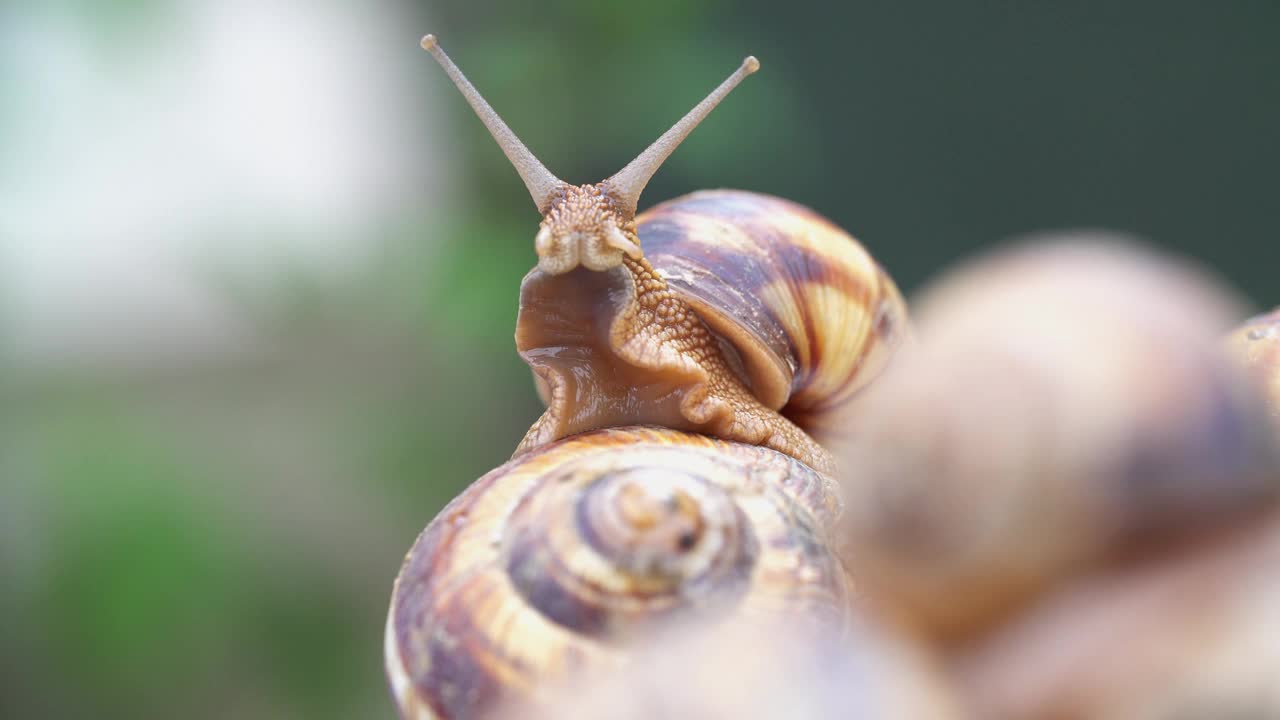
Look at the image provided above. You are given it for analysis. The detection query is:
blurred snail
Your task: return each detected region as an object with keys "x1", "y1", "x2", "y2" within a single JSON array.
[
  {"x1": 946, "y1": 306, "x2": 1280, "y2": 719},
  {"x1": 834, "y1": 239, "x2": 1280, "y2": 643},
  {"x1": 386, "y1": 37, "x2": 909, "y2": 720}
]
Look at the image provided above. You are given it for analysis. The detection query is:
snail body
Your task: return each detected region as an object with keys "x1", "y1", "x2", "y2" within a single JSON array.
[
  {"x1": 517, "y1": 189, "x2": 907, "y2": 471},
  {"x1": 386, "y1": 427, "x2": 852, "y2": 720}
]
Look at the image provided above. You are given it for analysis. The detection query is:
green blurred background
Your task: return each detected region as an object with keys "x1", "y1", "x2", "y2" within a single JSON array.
[{"x1": 1, "y1": 1, "x2": 1276, "y2": 718}]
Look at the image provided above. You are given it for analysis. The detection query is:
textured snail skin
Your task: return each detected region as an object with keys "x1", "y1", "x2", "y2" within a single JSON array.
[
  {"x1": 955, "y1": 507, "x2": 1280, "y2": 720},
  {"x1": 834, "y1": 239, "x2": 1279, "y2": 642},
  {"x1": 514, "y1": 189, "x2": 907, "y2": 473},
  {"x1": 386, "y1": 427, "x2": 851, "y2": 720}
]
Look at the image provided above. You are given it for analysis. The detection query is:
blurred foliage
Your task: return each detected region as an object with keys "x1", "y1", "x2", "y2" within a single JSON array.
[{"x1": 2, "y1": 0, "x2": 1278, "y2": 718}]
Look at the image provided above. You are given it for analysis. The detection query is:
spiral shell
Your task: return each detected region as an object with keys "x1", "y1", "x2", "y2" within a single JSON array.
[
  {"x1": 638, "y1": 190, "x2": 909, "y2": 442},
  {"x1": 386, "y1": 427, "x2": 851, "y2": 720}
]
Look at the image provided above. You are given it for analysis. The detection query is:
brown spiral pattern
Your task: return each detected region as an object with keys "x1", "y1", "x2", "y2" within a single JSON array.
[
  {"x1": 386, "y1": 427, "x2": 851, "y2": 720},
  {"x1": 637, "y1": 190, "x2": 909, "y2": 443}
]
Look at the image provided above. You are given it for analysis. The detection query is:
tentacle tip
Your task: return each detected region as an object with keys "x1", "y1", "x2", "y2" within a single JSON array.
[
  {"x1": 743, "y1": 56, "x2": 760, "y2": 74},
  {"x1": 420, "y1": 34, "x2": 438, "y2": 51}
]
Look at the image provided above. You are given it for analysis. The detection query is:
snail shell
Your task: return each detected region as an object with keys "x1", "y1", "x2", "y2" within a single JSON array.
[
  {"x1": 639, "y1": 190, "x2": 908, "y2": 442},
  {"x1": 516, "y1": 189, "x2": 908, "y2": 469},
  {"x1": 385, "y1": 427, "x2": 852, "y2": 720},
  {"x1": 956, "y1": 507, "x2": 1280, "y2": 720},
  {"x1": 501, "y1": 615, "x2": 963, "y2": 720},
  {"x1": 834, "y1": 238, "x2": 1280, "y2": 642}
]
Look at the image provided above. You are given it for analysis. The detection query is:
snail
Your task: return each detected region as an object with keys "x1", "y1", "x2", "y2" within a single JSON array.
[
  {"x1": 833, "y1": 238, "x2": 1280, "y2": 643},
  {"x1": 388, "y1": 37, "x2": 910, "y2": 720},
  {"x1": 417, "y1": 35, "x2": 908, "y2": 475}
]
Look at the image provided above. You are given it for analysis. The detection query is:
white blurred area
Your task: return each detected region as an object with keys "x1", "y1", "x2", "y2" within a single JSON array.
[{"x1": 0, "y1": 0, "x2": 449, "y2": 373}]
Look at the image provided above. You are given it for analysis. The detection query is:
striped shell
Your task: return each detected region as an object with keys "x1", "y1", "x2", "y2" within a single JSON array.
[
  {"x1": 833, "y1": 239, "x2": 1280, "y2": 642},
  {"x1": 637, "y1": 190, "x2": 908, "y2": 442},
  {"x1": 385, "y1": 427, "x2": 852, "y2": 720}
]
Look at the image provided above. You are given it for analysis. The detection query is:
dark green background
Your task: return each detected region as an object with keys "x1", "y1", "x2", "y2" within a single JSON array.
[
  {"x1": 3, "y1": 2, "x2": 1276, "y2": 718},
  {"x1": 427, "y1": 0, "x2": 1279, "y2": 300}
]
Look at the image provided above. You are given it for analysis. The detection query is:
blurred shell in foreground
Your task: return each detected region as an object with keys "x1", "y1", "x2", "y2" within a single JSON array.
[
  {"x1": 955, "y1": 508, "x2": 1280, "y2": 720},
  {"x1": 834, "y1": 236, "x2": 1279, "y2": 641},
  {"x1": 499, "y1": 616, "x2": 962, "y2": 720}
]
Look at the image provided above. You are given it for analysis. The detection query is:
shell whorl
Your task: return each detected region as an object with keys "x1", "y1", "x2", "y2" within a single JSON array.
[
  {"x1": 637, "y1": 190, "x2": 908, "y2": 442},
  {"x1": 386, "y1": 427, "x2": 851, "y2": 720}
]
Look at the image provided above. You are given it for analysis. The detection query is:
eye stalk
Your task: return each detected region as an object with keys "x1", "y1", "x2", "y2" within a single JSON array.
[
  {"x1": 421, "y1": 35, "x2": 758, "y2": 272},
  {"x1": 420, "y1": 34, "x2": 565, "y2": 212},
  {"x1": 604, "y1": 55, "x2": 760, "y2": 218}
]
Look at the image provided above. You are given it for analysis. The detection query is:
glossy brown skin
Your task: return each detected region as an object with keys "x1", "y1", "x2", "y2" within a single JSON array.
[
  {"x1": 386, "y1": 427, "x2": 851, "y2": 720},
  {"x1": 514, "y1": 189, "x2": 908, "y2": 474}
]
